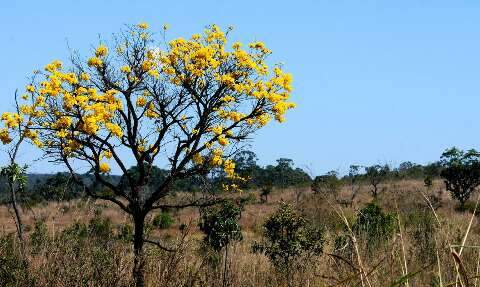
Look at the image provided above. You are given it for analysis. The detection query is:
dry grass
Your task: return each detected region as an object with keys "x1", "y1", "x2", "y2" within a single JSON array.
[{"x1": 1, "y1": 179, "x2": 480, "y2": 286}]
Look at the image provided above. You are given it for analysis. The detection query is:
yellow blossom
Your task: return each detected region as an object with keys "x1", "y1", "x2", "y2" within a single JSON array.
[
  {"x1": 26, "y1": 85, "x2": 35, "y2": 93},
  {"x1": 192, "y1": 152, "x2": 204, "y2": 165},
  {"x1": 95, "y1": 45, "x2": 108, "y2": 57},
  {"x1": 105, "y1": 123, "x2": 123, "y2": 138},
  {"x1": 99, "y1": 162, "x2": 111, "y2": 173},
  {"x1": 103, "y1": 150, "x2": 113, "y2": 159},
  {"x1": 0, "y1": 128, "x2": 12, "y2": 144},
  {"x1": 137, "y1": 22, "x2": 149, "y2": 29},
  {"x1": 120, "y1": 65, "x2": 131, "y2": 74},
  {"x1": 136, "y1": 96, "x2": 147, "y2": 107},
  {"x1": 223, "y1": 159, "x2": 235, "y2": 178},
  {"x1": 80, "y1": 72, "x2": 90, "y2": 81},
  {"x1": 87, "y1": 57, "x2": 103, "y2": 68},
  {"x1": 217, "y1": 135, "x2": 229, "y2": 146}
]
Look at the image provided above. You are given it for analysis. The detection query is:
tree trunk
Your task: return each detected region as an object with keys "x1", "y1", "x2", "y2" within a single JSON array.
[
  {"x1": 10, "y1": 183, "x2": 24, "y2": 243},
  {"x1": 133, "y1": 214, "x2": 146, "y2": 287},
  {"x1": 372, "y1": 184, "x2": 378, "y2": 198}
]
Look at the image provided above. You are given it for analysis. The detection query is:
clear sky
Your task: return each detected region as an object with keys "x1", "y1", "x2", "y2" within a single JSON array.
[{"x1": 1, "y1": 1, "x2": 480, "y2": 175}]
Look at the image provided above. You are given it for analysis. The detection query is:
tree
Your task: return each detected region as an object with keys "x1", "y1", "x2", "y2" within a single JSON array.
[
  {"x1": 364, "y1": 164, "x2": 389, "y2": 198},
  {"x1": 199, "y1": 200, "x2": 243, "y2": 287},
  {"x1": 0, "y1": 92, "x2": 30, "y2": 263},
  {"x1": 233, "y1": 150, "x2": 259, "y2": 188},
  {"x1": 257, "y1": 158, "x2": 311, "y2": 188},
  {"x1": 440, "y1": 147, "x2": 480, "y2": 209},
  {"x1": 260, "y1": 184, "x2": 272, "y2": 203},
  {"x1": 34, "y1": 172, "x2": 84, "y2": 201},
  {"x1": 0, "y1": 23, "x2": 295, "y2": 286},
  {"x1": 252, "y1": 203, "x2": 324, "y2": 286},
  {"x1": 311, "y1": 170, "x2": 341, "y2": 198}
]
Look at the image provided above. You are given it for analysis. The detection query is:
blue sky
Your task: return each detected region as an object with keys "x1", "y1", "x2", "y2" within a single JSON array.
[{"x1": 1, "y1": 1, "x2": 480, "y2": 175}]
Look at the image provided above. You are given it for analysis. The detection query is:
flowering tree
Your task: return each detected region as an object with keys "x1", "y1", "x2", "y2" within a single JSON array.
[
  {"x1": 0, "y1": 23, "x2": 295, "y2": 286},
  {"x1": 0, "y1": 94, "x2": 30, "y2": 264}
]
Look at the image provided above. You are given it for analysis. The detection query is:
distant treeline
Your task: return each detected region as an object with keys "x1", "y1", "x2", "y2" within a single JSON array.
[{"x1": 0, "y1": 150, "x2": 442, "y2": 203}]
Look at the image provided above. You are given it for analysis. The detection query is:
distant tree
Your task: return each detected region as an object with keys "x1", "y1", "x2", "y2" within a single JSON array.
[
  {"x1": 440, "y1": 147, "x2": 480, "y2": 209},
  {"x1": 252, "y1": 203, "x2": 324, "y2": 286},
  {"x1": 396, "y1": 161, "x2": 424, "y2": 179},
  {"x1": 255, "y1": 158, "x2": 310, "y2": 189},
  {"x1": 199, "y1": 200, "x2": 243, "y2": 287},
  {"x1": 424, "y1": 161, "x2": 443, "y2": 178},
  {"x1": 311, "y1": 170, "x2": 341, "y2": 197},
  {"x1": 424, "y1": 176, "x2": 433, "y2": 188},
  {"x1": 34, "y1": 172, "x2": 84, "y2": 201},
  {"x1": 364, "y1": 165, "x2": 389, "y2": 198},
  {"x1": 233, "y1": 150, "x2": 259, "y2": 188},
  {"x1": 338, "y1": 165, "x2": 362, "y2": 207},
  {"x1": 260, "y1": 184, "x2": 273, "y2": 203}
]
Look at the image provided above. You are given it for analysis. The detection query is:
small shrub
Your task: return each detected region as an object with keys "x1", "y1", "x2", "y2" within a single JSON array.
[
  {"x1": 0, "y1": 234, "x2": 31, "y2": 286},
  {"x1": 199, "y1": 201, "x2": 243, "y2": 251},
  {"x1": 406, "y1": 211, "x2": 437, "y2": 264},
  {"x1": 30, "y1": 219, "x2": 49, "y2": 254},
  {"x1": 152, "y1": 212, "x2": 174, "y2": 229},
  {"x1": 61, "y1": 222, "x2": 87, "y2": 242},
  {"x1": 252, "y1": 203, "x2": 324, "y2": 283},
  {"x1": 352, "y1": 202, "x2": 396, "y2": 248},
  {"x1": 88, "y1": 215, "x2": 113, "y2": 239},
  {"x1": 117, "y1": 223, "x2": 133, "y2": 242}
]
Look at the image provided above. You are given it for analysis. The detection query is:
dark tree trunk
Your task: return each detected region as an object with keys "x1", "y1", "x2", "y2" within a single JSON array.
[
  {"x1": 9, "y1": 182, "x2": 24, "y2": 243},
  {"x1": 372, "y1": 184, "x2": 378, "y2": 198},
  {"x1": 133, "y1": 213, "x2": 146, "y2": 287}
]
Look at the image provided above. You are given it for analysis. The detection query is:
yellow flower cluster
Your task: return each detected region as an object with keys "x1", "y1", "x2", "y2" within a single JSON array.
[
  {"x1": 87, "y1": 57, "x2": 103, "y2": 68},
  {"x1": 137, "y1": 22, "x2": 149, "y2": 29},
  {"x1": 95, "y1": 45, "x2": 108, "y2": 57},
  {"x1": 223, "y1": 159, "x2": 235, "y2": 178},
  {"x1": 99, "y1": 162, "x2": 111, "y2": 173},
  {"x1": 1, "y1": 112, "x2": 22, "y2": 128},
  {"x1": 159, "y1": 25, "x2": 295, "y2": 127},
  {"x1": 0, "y1": 128, "x2": 12, "y2": 144}
]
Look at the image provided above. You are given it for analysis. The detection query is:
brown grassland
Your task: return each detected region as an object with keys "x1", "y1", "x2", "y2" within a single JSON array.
[{"x1": 1, "y1": 178, "x2": 480, "y2": 286}]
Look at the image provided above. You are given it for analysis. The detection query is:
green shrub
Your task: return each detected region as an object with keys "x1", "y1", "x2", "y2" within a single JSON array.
[
  {"x1": 117, "y1": 223, "x2": 133, "y2": 242},
  {"x1": 199, "y1": 200, "x2": 243, "y2": 252},
  {"x1": 406, "y1": 210, "x2": 437, "y2": 264},
  {"x1": 30, "y1": 219, "x2": 49, "y2": 254},
  {"x1": 0, "y1": 234, "x2": 31, "y2": 286},
  {"x1": 353, "y1": 202, "x2": 396, "y2": 248},
  {"x1": 88, "y1": 215, "x2": 113, "y2": 239},
  {"x1": 252, "y1": 203, "x2": 324, "y2": 276},
  {"x1": 152, "y1": 212, "x2": 174, "y2": 229}
]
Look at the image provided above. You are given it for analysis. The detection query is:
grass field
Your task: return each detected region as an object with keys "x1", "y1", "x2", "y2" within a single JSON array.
[{"x1": 1, "y1": 179, "x2": 480, "y2": 286}]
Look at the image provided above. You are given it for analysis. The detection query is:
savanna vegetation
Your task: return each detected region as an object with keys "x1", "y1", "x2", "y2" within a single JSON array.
[{"x1": 1, "y1": 23, "x2": 480, "y2": 287}]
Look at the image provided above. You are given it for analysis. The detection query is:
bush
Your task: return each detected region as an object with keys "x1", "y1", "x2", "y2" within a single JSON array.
[
  {"x1": 252, "y1": 203, "x2": 324, "y2": 281},
  {"x1": 352, "y1": 202, "x2": 396, "y2": 248},
  {"x1": 0, "y1": 234, "x2": 31, "y2": 286},
  {"x1": 30, "y1": 219, "x2": 49, "y2": 254},
  {"x1": 88, "y1": 214, "x2": 113, "y2": 239},
  {"x1": 152, "y1": 212, "x2": 174, "y2": 229},
  {"x1": 117, "y1": 223, "x2": 133, "y2": 242},
  {"x1": 199, "y1": 201, "x2": 243, "y2": 251}
]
